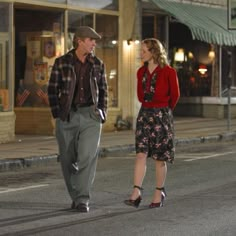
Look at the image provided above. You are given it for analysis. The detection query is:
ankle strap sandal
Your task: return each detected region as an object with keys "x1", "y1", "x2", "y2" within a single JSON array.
[
  {"x1": 156, "y1": 186, "x2": 167, "y2": 198},
  {"x1": 149, "y1": 187, "x2": 167, "y2": 209},
  {"x1": 124, "y1": 185, "x2": 143, "y2": 208},
  {"x1": 134, "y1": 185, "x2": 143, "y2": 191}
]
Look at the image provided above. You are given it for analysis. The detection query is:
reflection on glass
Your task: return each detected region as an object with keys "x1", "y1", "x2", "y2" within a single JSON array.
[
  {"x1": 96, "y1": 14, "x2": 118, "y2": 107},
  {"x1": 0, "y1": 3, "x2": 10, "y2": 112},
  {"x1": 68, "y1": 11, "x2": 93, "y2": 50},
  {"x1": 221, "y1": 47, "x2": 236, "y2": 97},
  {"x1": 0, "y1": 4, "x2": 9, "y2": 32},
  {"x1": 68, "y1": 11, "x2": 119, "y2": 108},
  {"x1": 170, "y1": 41, "x2": 215, "y2": 97}
]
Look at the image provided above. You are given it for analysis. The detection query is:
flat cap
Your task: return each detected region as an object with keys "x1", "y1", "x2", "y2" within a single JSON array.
[{"x1": 74, "y1": 26, "x2": 101, "y2": 39}]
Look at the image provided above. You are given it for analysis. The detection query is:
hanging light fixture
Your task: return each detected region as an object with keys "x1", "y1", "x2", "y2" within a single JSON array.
[{"x1": 198, "y1": 64, "x2": 207, "y2": 75}]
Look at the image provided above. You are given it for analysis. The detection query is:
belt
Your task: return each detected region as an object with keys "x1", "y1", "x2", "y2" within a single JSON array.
[{"x1": 73, "y1": 103, "x2": 93, "y2": 110}]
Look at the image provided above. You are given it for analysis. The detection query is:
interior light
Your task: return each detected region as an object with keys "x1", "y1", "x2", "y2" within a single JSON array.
[
  {"x1": 208, "y1": 44, "x2": 215, "y2": 60},
  {"x1": 174, "y1": 48, "x2": 185, "y2": 62},
  {"x1": 198, "y1": 65, "x2": 207, "y2": 75},
  {"x1": 188, "y1": 52, "x2": 194, "y2": 59},
  {"x1": 208, "y1": 50, "x2": 215, "y2": 59}
]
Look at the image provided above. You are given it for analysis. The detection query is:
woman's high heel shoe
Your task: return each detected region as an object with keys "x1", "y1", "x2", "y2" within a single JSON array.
[
  {"x1": 149, "y1": 187, "x2": 167, "y2": 208},
  {"x1": 124, "y1": 185, "x2": 143, "y2": 208}
]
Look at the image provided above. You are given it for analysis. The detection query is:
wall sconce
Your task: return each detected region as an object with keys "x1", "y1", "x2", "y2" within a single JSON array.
[
  {"x1": 127, "y1": 38, "x2": 140, "y2": 45},
  {"x1": 174, "y1": 48, "x2": 185, "y2": 62},
  {"x1": 112, "y1": 40, "x2": 117, "y2": 45},
  {"x1": 127, "y1": 38, "x2": 132, "y2": 45}
]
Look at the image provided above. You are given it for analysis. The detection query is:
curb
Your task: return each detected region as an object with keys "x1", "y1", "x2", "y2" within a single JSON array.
[
  {"x1": 1, "y1": 132, "x2": 236, "y2": 172},
  {"x1": 176, "y1": 132, "x2": 236, "y2": 146},
  {"x1": 0, "y1": 155, "x2": 57, "y2": 172}
]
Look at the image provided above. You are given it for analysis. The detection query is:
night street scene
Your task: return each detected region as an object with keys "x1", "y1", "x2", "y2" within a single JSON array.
[{"x1": 0, "y1": 0, "x2": 236, "y2": 235}]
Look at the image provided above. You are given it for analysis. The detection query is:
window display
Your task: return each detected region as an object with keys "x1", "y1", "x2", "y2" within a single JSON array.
[
  {"x1": 170, "y1": 41, "x2": 214, "y2": 97},
  {"x1": 15, "y1": 9, "x2": 64, "y2": 107},
  {"x1": 0, "y1": 3, "x2": 10, "y2": 112}
]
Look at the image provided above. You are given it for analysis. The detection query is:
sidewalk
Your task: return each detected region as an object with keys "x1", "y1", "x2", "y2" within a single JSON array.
[{"x1": 0, "y1": 117, "x2": 236, "y2": 171}]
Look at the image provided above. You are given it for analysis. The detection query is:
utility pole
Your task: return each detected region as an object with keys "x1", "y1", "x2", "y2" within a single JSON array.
[{"x1": 227, "y1": 51, "x2": 232, "y2": 131}]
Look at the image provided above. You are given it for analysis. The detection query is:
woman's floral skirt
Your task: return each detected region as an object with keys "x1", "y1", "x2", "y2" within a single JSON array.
[{"x1": 135, "y1": 107, "x2": 175, "y2": 163}]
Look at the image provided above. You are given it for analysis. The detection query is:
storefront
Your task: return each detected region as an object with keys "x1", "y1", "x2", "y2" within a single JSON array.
[
  {"x1": 0, "y1": 0, "x2": 141, "y2": 142},
  {"x1": 144, "y1": 0, "x2": 236, "y2": 118},
  {"x1": 2, "y1": 0, "x2": 234, "y2": 143}
]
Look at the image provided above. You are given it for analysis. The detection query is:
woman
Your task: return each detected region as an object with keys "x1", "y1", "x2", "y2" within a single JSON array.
[{"x1": 124, "y1": 38, "x2": 180, "y2": 208}]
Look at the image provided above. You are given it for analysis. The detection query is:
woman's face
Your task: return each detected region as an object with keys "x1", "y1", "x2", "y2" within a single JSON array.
[{"x1": 141, "y1": 43, "x2": 153, "y2": 63}]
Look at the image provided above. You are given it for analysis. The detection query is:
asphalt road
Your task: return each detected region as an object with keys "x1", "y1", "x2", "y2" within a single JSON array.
[{"x1": 0, "y1": 141, "x2": 236, "y2": 236}]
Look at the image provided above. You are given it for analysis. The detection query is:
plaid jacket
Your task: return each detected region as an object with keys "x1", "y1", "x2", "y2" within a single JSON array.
[{"x1": 47, "y1": 49, "x2": 108, "y2": 122}]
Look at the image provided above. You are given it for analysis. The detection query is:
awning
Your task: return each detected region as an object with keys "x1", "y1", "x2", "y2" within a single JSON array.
[{"x1": 150, "y1": 0, "x2": 236, "y2": 46}]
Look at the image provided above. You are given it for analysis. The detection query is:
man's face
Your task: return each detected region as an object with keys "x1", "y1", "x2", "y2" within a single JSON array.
[{"x1": 78, "y1": 37, "x2": 96, "y2": 54}]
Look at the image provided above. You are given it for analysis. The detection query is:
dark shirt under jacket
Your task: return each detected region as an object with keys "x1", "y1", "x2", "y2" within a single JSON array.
[{"x1": 73, "y1": 53, "x2": 93, "y2": 107}]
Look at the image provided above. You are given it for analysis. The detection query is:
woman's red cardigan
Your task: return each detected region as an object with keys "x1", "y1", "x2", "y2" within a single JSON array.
[{"x1": 137, "y1": 65, "x2": 180, "y2": 110}]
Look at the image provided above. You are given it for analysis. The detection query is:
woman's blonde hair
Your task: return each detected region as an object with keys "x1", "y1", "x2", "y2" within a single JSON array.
[{"x1": 142, "y1": 38, "x2": 169, "y2": 68}]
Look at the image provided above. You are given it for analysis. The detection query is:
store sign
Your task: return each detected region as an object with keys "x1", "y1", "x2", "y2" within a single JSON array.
[{"x1": 228, "y1": 0, "x2": 236, "y2": 29}]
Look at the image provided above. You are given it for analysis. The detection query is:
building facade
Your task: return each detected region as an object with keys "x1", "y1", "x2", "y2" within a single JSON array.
[
  {"x1": 0, "y1": 0, "x2": 235, "y2": 143},
  {"x1": 141, "y1": 0, "x2": 236, "y2": 119},
  {"x1": 0, "y1": 0, "x2": 141, "y2": 143}
]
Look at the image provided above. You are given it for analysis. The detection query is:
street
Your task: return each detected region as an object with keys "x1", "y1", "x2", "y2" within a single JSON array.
[{"x1": 0, "y1": 141, "x2": 236, "y2": 236}]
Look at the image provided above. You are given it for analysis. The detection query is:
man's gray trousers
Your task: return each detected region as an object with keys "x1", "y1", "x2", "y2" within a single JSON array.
[{"x1": 55, "y1": 106, "x2": 102, "y2": 205}]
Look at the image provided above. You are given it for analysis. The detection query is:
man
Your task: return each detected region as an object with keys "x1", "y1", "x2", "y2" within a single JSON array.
[{"x1": 48, "y1": 26, "x2": 108, "y2": 213}]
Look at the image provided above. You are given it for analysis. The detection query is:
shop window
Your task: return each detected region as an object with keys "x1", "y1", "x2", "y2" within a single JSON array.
[
  {"x1": 68, "y1": 11, "x2": 93, "y2": 50},
  {"x1": 96, "y1": 14, "x2": 119, "y2": 107},
  {"x1": 142, "y1": 15, "x2": 167, "y2": 43},
  {"x1": 169, "y1": 22, "x2": 215, "y2": 97},
  {"x1": 170, "y1": 41, "x2": 215, "y2": 97},
  {"x1": 0, "y1": 3, "x2": 10, "y2": 112},
  {"x1": 221, "y1": 46, "x2": 236, "y2": 97},
  {"x1": 68, "y1": 0, "x2": 118, "y2": 10},
  {"x1": 68, "y1": 11, "x2": 119, "y2": 108},
  {"x1": 14, "y1": 9, "x2": 64, "y2": 108}
]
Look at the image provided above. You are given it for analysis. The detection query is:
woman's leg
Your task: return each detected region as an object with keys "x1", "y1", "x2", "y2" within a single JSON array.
[
  {"x1": 151, "y1": 160, "x2": 167, "y2": 203},
  {"x1": 129, "y1": 152, "x2": 147, "y2": 200}
]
